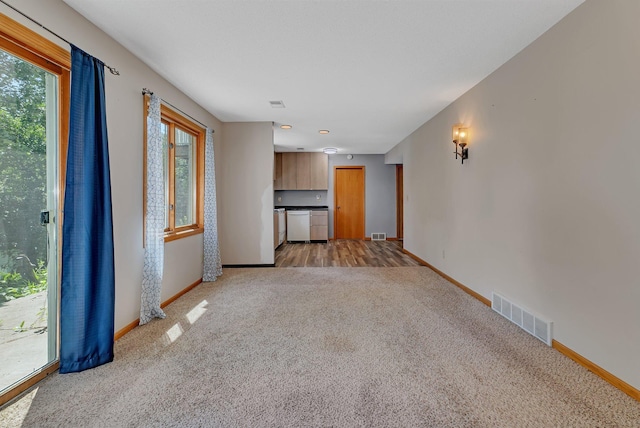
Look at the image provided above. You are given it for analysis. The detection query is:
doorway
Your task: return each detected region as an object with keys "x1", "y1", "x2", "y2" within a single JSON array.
[
  {"x1": 0, "y1": 27, "x2": 67, "y2": 403},
  {"x1": 334, "y1": 166, "x2": 365, "y2": 239}
]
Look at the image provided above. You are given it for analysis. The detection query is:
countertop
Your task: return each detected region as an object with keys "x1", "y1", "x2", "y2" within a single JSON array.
[{"x1": 275, "y1": 205, "x2": 328, "y2": 210}]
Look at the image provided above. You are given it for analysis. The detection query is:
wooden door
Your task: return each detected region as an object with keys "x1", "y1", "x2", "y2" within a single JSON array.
[
  {"x1": 334, "y1": 166, "x2": 365, "y2": 239},
  {"x1": 396, "y1": 164, "x2": 403, "y2": 241}
]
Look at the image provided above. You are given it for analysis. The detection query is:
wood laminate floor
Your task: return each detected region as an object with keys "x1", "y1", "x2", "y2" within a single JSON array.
[{"x1": 275, "y1": 239, "x2": 421, "y2": 267}]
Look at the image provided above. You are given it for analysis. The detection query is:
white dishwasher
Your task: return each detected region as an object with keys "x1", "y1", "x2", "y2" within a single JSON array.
[{"x1": 286, "y1": 210, "x2": 310, "y2": 242}]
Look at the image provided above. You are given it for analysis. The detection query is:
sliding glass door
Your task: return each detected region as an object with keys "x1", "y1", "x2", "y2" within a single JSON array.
[{"x1": 0, "y1": 47, "x2": 59, "y2": 394}]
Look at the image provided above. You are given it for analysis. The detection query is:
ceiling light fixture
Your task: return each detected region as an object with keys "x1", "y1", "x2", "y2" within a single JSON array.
[
  {"x1": 323, "y1": 148, "x2": 338, "y2": 154},
  {"x1": 319, "y1": 130, "x2": 330, "y2": 134},
  {"x1": 280, "y1": 124, "x2": 292, "y2": 129}
]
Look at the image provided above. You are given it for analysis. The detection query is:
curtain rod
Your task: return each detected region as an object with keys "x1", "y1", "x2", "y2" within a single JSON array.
[
  {"x1": 143, "y1": 88, "x2": 212, "y2": 132},
  {"x1": 0, "y1": 0, "x2": 120, "y2": 75}
]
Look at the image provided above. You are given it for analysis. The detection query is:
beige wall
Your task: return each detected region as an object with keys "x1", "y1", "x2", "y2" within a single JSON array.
[
  {"x1": 391, "y1": 0, "x2": 640, "y2": 390},
  {"x1": 384, "y1": 142, "x2": 404, "y2": 165},
  {"x1": 219, "y1": 122, "x2": 274, "y2": 265},
  {"x1": 2, "y1": 0, "x2": 223, "y2": 332}
]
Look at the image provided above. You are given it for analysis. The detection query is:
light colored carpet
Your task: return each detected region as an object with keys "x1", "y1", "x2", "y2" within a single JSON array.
[{"x1": 1, "y1": 267, "x2": 639, "y2": 427}]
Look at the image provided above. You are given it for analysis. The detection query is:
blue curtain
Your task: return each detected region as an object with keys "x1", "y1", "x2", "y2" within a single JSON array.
[{"x1": 60, "y1": 46, "x2": 115, "y2": 373}]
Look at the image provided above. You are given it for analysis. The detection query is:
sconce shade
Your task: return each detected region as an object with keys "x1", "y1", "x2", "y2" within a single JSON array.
[
  {"x1": 452, "y1": 124, "x2": 470, "y2": 145},
  {"x1": 452, "y1": 123, "x2": 470, "y2": 164},
  {"x1": 458, "y1": 128, "x2": 469, "y2": 145}
]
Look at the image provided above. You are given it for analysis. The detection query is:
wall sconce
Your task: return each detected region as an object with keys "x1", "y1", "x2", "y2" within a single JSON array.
[{"x1": 452, "y1": 124, "x2": 470, "y2": 164}]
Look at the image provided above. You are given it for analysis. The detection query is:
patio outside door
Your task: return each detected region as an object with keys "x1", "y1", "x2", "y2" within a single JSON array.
[{"x1": 0, "y1": 47, "x2": 60, "y2": 396}]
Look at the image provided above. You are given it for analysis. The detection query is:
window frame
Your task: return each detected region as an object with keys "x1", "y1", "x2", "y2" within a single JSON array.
[{"x1": 143, "y1": 96, "x2": 205, "y2": 242}]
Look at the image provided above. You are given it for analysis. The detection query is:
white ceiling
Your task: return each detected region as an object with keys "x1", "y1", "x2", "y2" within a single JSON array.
[{"x1": 63, "y1": 0, "x2": 583, "y2": 154}]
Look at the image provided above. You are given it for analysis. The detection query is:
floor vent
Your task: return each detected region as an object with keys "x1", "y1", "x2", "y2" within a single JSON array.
[
  {"x1": 371, "y1": 233, "x2": 386, "y2": 241},
  {"x1": 491, "y1": 292, "x2": 553, "y2": 346}
]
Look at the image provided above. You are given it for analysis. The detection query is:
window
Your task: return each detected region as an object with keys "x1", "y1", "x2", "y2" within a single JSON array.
[
  {"x1": 144, "y1": 99, "x2": 204, "y2": 241},
  {"x1": 0, "y1": 13, "x2": 69, "y2": 405}
]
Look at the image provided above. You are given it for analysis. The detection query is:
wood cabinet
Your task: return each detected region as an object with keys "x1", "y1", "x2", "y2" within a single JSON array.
[
  {"x1": 274, "y1": 152, "x2": 328, "y2": 190},
  {"x1": 296, "y1": 152, "x2": 311, "y2": 189},
  {"x1": 274, "y1": 211, "x2": 279, "y2": 249},
  {"x1": 310, "y1": 210, "x2": 328, "y2": 241},
  {"x1": 310, "y1": 153, "x2": 328, "y2": 190},
  {"x1": 281, "y1": 152, "x2": 297, "y2": 190},
  {"x1": 274, "y1": 153, "x2": 283, "y2": 190}
]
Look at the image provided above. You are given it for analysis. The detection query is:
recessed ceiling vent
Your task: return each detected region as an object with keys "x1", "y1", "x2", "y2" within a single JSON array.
[
  {"x1": 297, "y1": 148, "x2": 304, "y2": 151},
  {"x1": 491, "y1": 292, "x2": 553, "y2": 346},
  {"x1": 269, "y1": 100, "x2": 285, "y2": 108}
]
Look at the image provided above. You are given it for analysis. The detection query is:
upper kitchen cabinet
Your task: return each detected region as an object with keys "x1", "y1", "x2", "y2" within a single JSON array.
[
  {"x1": 274, "y1": 152, "x2": 328, "y2": 190},
  {"x1": 281, "y1": 152, "x2": 297, "y2": 190},
  {"x1": 296, "y1": 152, "x2": 311, "y2": 189},
  {"x1": 274, "y1": 153, "x2": 283, "y2": 190},
  {"x1": 309, "y1": 153, "x2": 328, "y2": 190}
]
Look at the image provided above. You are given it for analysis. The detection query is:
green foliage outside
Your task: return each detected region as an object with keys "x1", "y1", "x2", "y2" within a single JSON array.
[
  {"x1": 0, "y1": 261, "x2": 47, "y2": 303},
  {"x1": 0, "y1": 50, "x2": 49, "y2": 302}
]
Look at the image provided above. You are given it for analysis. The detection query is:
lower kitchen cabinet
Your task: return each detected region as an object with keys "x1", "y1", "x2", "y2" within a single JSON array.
[
  {"x1": 274, "y1": 211, "x2": 279, "y2": 249},
  {"x1": 310, "y1": 210, "x2": 328, "y2": 241}
]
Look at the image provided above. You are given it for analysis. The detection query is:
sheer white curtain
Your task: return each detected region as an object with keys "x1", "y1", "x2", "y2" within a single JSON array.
[
  {"x1": 203, "y1": 128, "x2": 222, "y2": 281},
  {"x1": 140, "y1": 94, "x2": 166, "y2": 324}
]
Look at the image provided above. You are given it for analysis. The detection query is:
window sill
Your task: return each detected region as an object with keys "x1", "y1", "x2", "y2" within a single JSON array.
[{"x1": 164, "y1": 227, "x2": 204, "y2": 243}]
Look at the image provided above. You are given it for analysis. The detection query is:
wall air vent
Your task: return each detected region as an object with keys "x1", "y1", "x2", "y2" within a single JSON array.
[
  {"x1": 269, "y1": 100, "x2": 285, "y2": 108},
  {"x1": 491, "y1": 292, "x2": 553, "y2": 346},
  {"x1": 371, "y1": 233, "x2": 386, "y2": 241}
]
